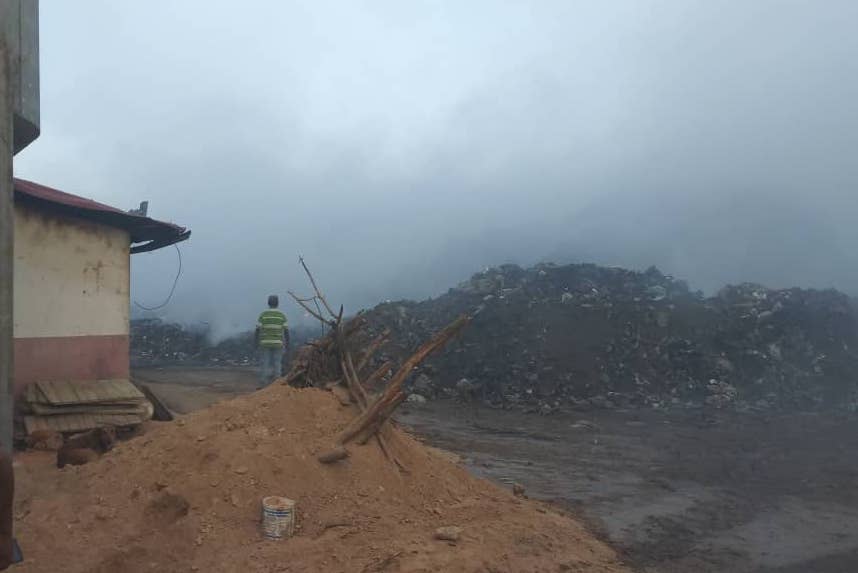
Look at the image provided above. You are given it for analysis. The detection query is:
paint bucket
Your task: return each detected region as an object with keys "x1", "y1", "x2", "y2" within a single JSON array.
[{"x1": 261, "y1": 496, "x2": 295, "y2": 540}]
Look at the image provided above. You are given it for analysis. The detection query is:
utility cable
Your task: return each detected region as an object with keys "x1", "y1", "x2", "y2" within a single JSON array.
[{"x1": 133, "y1": 244, "x2": 183, "y2": 311}]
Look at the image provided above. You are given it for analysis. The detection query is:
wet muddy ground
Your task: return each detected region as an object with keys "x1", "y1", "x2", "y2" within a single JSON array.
[
  {"x1": 399, "y1": 403, "x2": 858, "y2": 573},
  {"x1": 133, "y1": 367, "x2": 257, "y2": 414},
  {"x1": 133, "y1": 368, "x2": 858, "y2": 572}
]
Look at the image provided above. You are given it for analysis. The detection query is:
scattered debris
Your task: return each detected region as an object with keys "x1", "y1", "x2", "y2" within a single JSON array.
[
  {"x1": 317, "y1": 446, "x2": 349, "y2": 464},
  {"x1": 25, "y1": 430, "x2": 62, "y2": 451},
  {"x1": 434, "y1": 525, "x2": 463, "y2": 542},
  {"x1": 56, "y1": 427, "x2": 116, "y2": 468}
]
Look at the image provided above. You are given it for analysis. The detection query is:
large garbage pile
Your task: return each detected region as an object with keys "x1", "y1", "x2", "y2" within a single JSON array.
[
  {"x1": 360, "y1": 263, "x2": 858, "y2": 412},
  {"x1": 130, "y1": 319, "x2": 256, "y2": 367},
  {"x1": 13, "y1": 385, "x2": 627, "y2": 573}
]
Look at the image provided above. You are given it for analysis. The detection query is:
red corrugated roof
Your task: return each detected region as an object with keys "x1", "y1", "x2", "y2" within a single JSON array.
[{"x1": 13, "y1": 178, "x2": 190, "y2": 253}]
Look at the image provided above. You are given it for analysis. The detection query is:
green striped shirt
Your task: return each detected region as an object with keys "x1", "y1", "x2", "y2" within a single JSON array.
[{"x1": 258, "y1": 309, "x2": 288, "y2": 348}]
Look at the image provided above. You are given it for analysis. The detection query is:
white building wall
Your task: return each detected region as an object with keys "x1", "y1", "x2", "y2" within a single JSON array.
[{"x1": 13, "y1": 203, "x2": 130, "y2": 338}]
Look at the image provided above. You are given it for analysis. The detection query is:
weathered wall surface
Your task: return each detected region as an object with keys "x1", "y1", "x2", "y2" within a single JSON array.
[{"x1": 12, "y1": 203, "x2": 130, "y2": 391}]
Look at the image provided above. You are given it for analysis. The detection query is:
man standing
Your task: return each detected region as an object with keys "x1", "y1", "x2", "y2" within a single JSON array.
[{"x1": 256, "y1": 295, "x2": 288, "y2": 388}]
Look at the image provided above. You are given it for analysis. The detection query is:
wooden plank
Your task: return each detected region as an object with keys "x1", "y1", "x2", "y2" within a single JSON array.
[
  {"x1": 61, "y1": 381, "x2": 76, "y2": 404},
  {"x1": 78, "y1": 381, "x2": 97, "y2": 403},
  {"x1": 59, "y1": 381, "x2": 77, "y2": 405},
  {"x1": 24, "y1": 384, "x2": 39, "y2": 404},
  {"x1": 28, "y1": 379, "x2": 143, "y2": 406},
  {"x1": 136, "y1": 383, "x2": 173, "y2": 422},
  {"x1": 106, "y1": 379, "x2": 123, "y2": 401},
  {"x1": 101, "y1": 379, "x2": 143, "y2": 401},
  {"x1": 24, "y1": 413, "x2": 144, "y2": 435},
  {"x1": 36, "y1": 381, "x2": 59, "y2": 405},
  {"x1": 67, "y1": 380, "x2": 85, "y2": 404},
  {"x1": 73, "y1": 381, "x2": 92, "y2": 403},
  {"x1": 29, "y1": 402, "x2": 151, "y2": 416}
]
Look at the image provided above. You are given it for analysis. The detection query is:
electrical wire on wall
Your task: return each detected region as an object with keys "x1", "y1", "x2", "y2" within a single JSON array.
[{"x1": 133, "y1": 244, "x2": 183, "y2": 311}]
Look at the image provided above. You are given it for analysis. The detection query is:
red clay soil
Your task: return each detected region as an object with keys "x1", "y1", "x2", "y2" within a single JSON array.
[{"x1": 12, "y1": 386, "x2": 628, "y2": 573}]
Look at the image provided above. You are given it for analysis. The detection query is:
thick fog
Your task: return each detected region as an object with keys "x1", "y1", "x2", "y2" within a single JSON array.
[{"x1": 14, "y1": 1, "x2": 858, "y2": 336}]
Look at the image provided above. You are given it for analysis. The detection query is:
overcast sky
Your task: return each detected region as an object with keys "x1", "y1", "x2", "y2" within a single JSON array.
[{"x1": 14, "y1": 1, "x2": 858, "y2": 335}]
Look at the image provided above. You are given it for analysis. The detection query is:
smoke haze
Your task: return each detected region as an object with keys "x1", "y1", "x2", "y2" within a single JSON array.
[{"x1": 14, "y1": 1, "x2": 858, "y2": 333}]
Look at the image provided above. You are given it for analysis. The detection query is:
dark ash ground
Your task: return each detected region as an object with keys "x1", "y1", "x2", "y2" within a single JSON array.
[{"x1": 400, "y1": 403, "x2": 858, "y2": 573}]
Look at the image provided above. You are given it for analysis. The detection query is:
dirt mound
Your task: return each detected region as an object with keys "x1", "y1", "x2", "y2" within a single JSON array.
[
  {"x1": 13, "y1": 386, "x2": 626, "y2": 573},
  {"x1": 360, "y1": 263, "x2": 858, "y2": 412}
]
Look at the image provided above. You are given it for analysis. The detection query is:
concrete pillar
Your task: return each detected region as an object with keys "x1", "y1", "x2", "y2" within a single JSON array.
[{"x1": 0, "y1": 43, "x2": 13, "y2": 452}]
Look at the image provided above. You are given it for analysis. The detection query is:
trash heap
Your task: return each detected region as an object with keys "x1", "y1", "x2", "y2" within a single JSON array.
[
  {"x1": 130, "y1": 320, "x2": 317, "y2": 367},
  {"x1": 130, "y1": 319, "x2": 255, "y2": 367},
  {"x1": 359, "y1": 263, "x2": 858, "y2": 413}
]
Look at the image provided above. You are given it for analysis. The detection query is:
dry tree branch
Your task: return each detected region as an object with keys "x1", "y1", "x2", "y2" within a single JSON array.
[
  {"x1": 288, "y1": 290, "x2": 333, "y2": 326},
  {"x1": 338, "y1": 314, "x2": 471, "y2": 445},
  {"x1": 299, "y1": 255, "x2": 338, "y2": 320},
  {"x1": 356, "y1": 329, "x2": 390, "y2": 373}
]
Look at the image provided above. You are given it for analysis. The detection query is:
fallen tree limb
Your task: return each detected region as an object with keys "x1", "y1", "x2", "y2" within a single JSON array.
[
  {"x1": 356, "y1": 329, "x2": 390, "y2": 373},
  {"x1": 339, "y1": 314, "x2": 470, "y2": 445},
  {"x1": 354, "y1": 391, "x2": 407, "y2": 445},
  {"x1": 362, "y1": 361, "x2": 393, "y2": 390},
  {"x1": 329, "y1": 385, "x2": 353, "y2": 406}
]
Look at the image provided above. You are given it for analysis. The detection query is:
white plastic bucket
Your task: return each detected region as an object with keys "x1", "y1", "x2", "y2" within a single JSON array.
[{"x1": 261, "y1": 496, "x2": 295, "y2": 540}]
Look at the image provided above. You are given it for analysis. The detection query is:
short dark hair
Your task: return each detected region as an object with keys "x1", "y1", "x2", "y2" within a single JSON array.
[{"x1": 268, "y1": 295, "x2": 279, "y2": 308}]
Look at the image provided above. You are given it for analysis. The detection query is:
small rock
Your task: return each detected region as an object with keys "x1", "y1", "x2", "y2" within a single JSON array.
[
  {"x1": 234, "y1": 466, "x2": 249, "y2": 475},
  {"x1": 196, "y1": 435, "x2": 206, "y2": 442},
  {"x1": 434, "y1": 526, "x2": 463, "y2": 542},
  {"x1": 512, "y1": 483, "x2": 526, "y2": 497},
  {"x1": 94, "y1": 506, "x2": 115, "y2": 521}
]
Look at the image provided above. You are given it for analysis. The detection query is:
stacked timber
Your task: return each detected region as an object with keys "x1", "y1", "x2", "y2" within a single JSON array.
[{"x1": 21, "y1": 379, "x2": 153, "y2": 435}]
